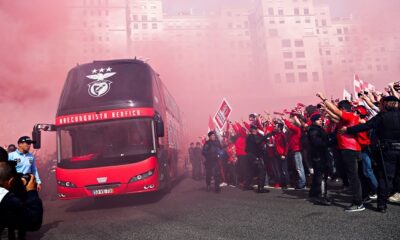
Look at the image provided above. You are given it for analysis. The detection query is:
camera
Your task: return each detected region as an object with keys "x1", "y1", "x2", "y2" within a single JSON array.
[
  {"x1": 364, "y1": 91, "x2": 369, "y2": 95},
  {"x1": 21, "y1": 174, "x2": 31, "y2": 185}
]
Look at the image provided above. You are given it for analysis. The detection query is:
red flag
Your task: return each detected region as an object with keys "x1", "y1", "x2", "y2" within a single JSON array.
[
  {"x1": 353, "y1": 74, "x2": 375, "y2": 98},
  {"x1": 208, "y1": 115, "x2": 215, "y2": 132}
]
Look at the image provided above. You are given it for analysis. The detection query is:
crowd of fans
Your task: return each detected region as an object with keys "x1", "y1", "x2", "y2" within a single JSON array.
[{"x1": 190, "y1": 81, "x2": 400, "y2": 213}]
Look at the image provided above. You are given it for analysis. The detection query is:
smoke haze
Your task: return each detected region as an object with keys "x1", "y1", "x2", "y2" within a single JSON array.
[{"x1": 0, "y1": 0, "x2": 399, "y2": 151}]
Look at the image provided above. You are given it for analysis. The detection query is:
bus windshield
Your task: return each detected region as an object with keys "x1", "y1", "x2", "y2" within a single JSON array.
[{"x1": 57, "y1": 118, "x2": 155, "y2": 169}]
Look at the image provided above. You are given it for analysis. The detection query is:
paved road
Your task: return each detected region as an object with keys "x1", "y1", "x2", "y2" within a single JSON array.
[{"x1": 25, "y1": 177, "x2": 400, "y2": 240}]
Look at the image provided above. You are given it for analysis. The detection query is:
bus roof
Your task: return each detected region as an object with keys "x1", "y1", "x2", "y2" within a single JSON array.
[{"x1": 57, "y1": 59, "x2": 156, "y2": 117}]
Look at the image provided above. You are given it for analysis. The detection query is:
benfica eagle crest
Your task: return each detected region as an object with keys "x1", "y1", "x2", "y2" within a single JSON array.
[{"x1": 86, "y1": 67, "x2": 116, "y2": 97}]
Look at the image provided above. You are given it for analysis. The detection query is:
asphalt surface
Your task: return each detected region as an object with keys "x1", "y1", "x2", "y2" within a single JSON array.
[{"x1": 22, "y1": 176, "x2": 400, "y2": 240}]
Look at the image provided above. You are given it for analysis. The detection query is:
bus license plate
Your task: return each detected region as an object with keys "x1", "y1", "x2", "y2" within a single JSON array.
[{"x1": 92, "y1": 188, "x2": 113, "y2": 195}]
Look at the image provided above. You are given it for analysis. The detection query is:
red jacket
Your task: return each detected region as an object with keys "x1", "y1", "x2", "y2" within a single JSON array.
[
  {"x1": 284, "y1": 119, "x2": 302, "y2": 152},
  {"x1": 357, "y1": 132, "x2": 371, "y2": 148},
  {"x1": 274, "y1": 132, "x2": 288, "y2": 157},
  {"x1": 235, "y1": 136, "x2": 247, "y2": 156},
  {"x1": 337, "y1": 111, "x2": 361, "y2": 151}
]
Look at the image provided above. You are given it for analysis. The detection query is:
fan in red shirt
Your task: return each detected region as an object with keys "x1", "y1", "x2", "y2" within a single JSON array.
[
  {"x1": 232, "y1": 122, "x2": 248, "y2": 188},
  {"x1": 273, "y1": 122, "x2": 290, "y2": 189},
  {"x1": 317, "y1": 93, "x2": 365, "y2": 212},
  {"x1": 284, "y1": 115, "x2": 306, "y2": 189},
  {"x1": 225, "y1": 137, "x2": 238, "y2": 187}
]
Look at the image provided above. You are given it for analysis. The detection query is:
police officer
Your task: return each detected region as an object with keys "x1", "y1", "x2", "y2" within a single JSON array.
[
  {"x1": 202, "y1": 131, "x2": 222, "y2": 193},
  {"x1": 307, "y1": 114, "x2": 331, "y2": 205},
  {"x1": 342, "y1": 96, "x2": 400, "y2": 213},
  {"x1": 8, "y1": 136, "x2": 42, "y2": 191},
  {"x1": 245, "y1": 125, "x2": 270, "y2": 193}
]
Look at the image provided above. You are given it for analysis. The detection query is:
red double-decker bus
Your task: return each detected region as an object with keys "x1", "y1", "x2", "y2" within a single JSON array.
[{"x1": 33, "y1": 59, "x2": 184, "y2": 200}]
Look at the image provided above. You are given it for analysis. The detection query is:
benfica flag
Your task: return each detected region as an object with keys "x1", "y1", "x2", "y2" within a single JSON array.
[
  {"x1": 353, "y1": 74, "x2": 375, "y2": 98},
  {"x1": 343, "y1": 89, "x2": 352, "y2": 101}
]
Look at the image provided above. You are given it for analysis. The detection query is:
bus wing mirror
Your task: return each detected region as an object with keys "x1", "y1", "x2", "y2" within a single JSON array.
[
  {"x1": 32, "y1": 128, "x2": 41, "y2": 149},
  {"x1": 157, "y1": 119, "x2": 165, "y2": 138},
  {"x1": 32, "y1": 124, "x2": 56, "y2": 149}
]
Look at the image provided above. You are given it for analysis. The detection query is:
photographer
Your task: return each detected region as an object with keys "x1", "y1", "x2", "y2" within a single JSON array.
[{"x1": 0, "y1": 147, "x2": 43, "y2": 238}]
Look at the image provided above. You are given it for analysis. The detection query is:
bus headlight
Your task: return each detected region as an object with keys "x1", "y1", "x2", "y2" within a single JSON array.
[
  {"x1": 57, "y1": 180, "x2": 77, "y2": 188},
  {"x1": 129, "y1": 169, "x2": 155, "y2": 183}
]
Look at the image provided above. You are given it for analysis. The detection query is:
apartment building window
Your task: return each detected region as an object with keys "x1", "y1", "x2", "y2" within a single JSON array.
[
  {"x1": 299, "y1": 72, "x2": 308, "y2": 82},
  {"x1": 132, "y1": 15, "x2": 138, "y2": 21},
  {"x1": 312, "y1": 72, "x2": 319, "y2": 81},
  {"x1": 274, "y1": 73, "x2": 282, "y2": 83},
  {"x1": 383, "y1": 65, "x2": 388, "y2": 71},
  {"x1": 151, "y1": 5, "x2": 157, "y2": 9},
  {"x1": 304, "y1": 8, "x2": 310, "y2": 15},
  {"x1": 142, "y1": 23, "x2": 148, "y2": 29},
  {"x1": 282, "y1": 39, "x2": 291, "y2": 47},
  {"x1": 279, "y1": 20, "x2": 285, "y2": 24},
  {"x1": 284, "y1": 62, "x2": 294, "y2": 69},
  {"x1": 294, "y1": 8, "x2": 299, "y2": 15},
  {"x1": 338, "y1": 37, "x2": 343, "y2": 42},
  {"x1": 269, "y1": 20, "x2": 275, "y2": 24},
  {"x1": 278, "y1": 9, "x2": 284, "y2": 15},
  {"x1": 344, "y1": 27, "x2": 349, "y2": 34},
  {"x1": 294, "y1": 40, "x2": 304, "y2": 47},
  {"x1": 305, "y1": 18, "x2": 310, "y2": 23},
  {"x1": 321, "y1": 20, "x2": 327, "y2": 26},
  {"x1": 228, "y1": 23, "x2": 233, "y2": 28},
  {"x1": 269, "y1": 29, "x2": 278, "y2": 37},
  {"x1": 298, "y1": 64, "x2": 307, "y2": 69},
  {"x1": 152, "y1": 23, "x2": 158, "y2": 29},
  {"x1": 286, "y1": 73, "x2": 295, "y2": 83},
  {"x1": 296, "y1": 51, "x2": 305, "y2": 58},
  {"x1": 142, "y1": 15, "x2": 148, "y2": 21},
  {"x1": 325, "y1": 50, "x2": 331, "y2": 55},
  {"x1": 268, "y1": 8, "x2": 274, "y2": 15},
  {"x1": 283, "y1": 52, "x2": 292, "y2": 58}
]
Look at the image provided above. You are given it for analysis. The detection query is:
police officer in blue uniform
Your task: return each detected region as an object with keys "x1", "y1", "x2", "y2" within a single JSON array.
[{"x1": 8, "y1": 136, "x2": 42, "y2": 191}]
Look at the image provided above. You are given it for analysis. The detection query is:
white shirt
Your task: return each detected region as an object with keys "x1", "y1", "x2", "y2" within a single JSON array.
[{"x1": 0, "y1": 187, "x2": 9, "y2": 203}]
